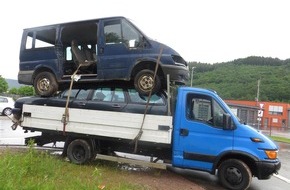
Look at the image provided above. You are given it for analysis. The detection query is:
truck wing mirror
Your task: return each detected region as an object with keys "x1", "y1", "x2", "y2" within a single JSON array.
[{"x1": 223, "y1": 113, "x2": 234, "y2": 130}]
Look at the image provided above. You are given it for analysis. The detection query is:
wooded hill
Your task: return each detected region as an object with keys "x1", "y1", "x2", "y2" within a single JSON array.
[{"x1": 188, "y1": 56, "x2": 290, "y2": 102}]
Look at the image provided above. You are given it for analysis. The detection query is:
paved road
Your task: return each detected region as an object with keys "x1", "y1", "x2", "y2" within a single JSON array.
[{"x1": 1, "y1": 116, "x2": 290, "y2": 189}]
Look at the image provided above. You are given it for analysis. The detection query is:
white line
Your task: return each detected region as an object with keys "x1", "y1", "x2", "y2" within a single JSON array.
[{"x1": 274, "y1": 174, "x2": 290, "y2": 184}]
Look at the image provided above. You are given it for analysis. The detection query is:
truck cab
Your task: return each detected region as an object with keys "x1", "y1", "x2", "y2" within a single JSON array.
[
  {"x1": 172, "y1": 87, "x2": 281, "y2": 189},
  {"x1": 18, "y1": 16, "x2": 189, "y2": 96}
]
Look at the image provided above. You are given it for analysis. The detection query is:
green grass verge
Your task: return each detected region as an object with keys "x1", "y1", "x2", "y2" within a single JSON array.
[
  {"x1": 0, "y1": 145, "x2": 148, "y2": 190},
  {"x1": 270, "y1": 136, "x2": 290, "y2": 144}
]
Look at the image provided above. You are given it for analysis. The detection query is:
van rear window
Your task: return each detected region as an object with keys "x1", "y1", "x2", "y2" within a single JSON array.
[{"x1": 25, "y1": 28, "x2": 56, "y2": 49}]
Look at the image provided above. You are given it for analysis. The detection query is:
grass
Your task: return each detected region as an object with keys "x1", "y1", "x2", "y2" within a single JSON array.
[
  {"x1": 270, "y1": 136, "x2": 290, "y2": 144},
  {"x1": 0, "y1": 144, "x2": 149, "y2": 190}
]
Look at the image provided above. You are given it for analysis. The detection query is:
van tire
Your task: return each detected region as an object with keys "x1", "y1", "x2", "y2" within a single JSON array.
[
  {"x1": 34, "y1": 72, "x2": 58, "y2": 97},
  {"x1": 134, "y1": 69, "x2": 161, "y2": 96},
  {"x1": 218, "y1": 159, "x2": 252, "y2": 190},
  {"x1": 67, "y1": 139, "x2": 92, "y2": 165}
]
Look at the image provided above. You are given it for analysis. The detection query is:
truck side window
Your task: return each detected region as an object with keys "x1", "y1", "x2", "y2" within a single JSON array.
[{"x1": 186, "y1": 94, "x2": 226, "y2": 128}]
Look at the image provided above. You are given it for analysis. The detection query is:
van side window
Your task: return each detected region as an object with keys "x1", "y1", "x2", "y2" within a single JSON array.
[
  {"x1": 186, "y1": 94, "x2": 226, "y2": 128},
  {"x1": 104, "y1": 19, "x2": 142, "y2": 48},
  {"x1": 104, "y1": 20, "x2": 122, "y2": 44},
  {"x1": 25, "y1": 29, "x2": 56, "y2": 49}
]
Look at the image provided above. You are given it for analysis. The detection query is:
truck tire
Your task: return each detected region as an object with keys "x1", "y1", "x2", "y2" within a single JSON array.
[
  {"x1": 67, "y1": 139, "x2": 92, "y2": 164},
  {"x1": 218, "y1": 159, "x2": 252, "y2": 190},
  {"x1": 134, "y1": 69, "x2": 161, "y2": 96},
  {"x1": 34, "y1": 71, "x2": 58, "y2": 97}
]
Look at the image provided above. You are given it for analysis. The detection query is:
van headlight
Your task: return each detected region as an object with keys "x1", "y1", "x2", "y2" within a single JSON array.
[{"x1": 171, "y1": 55, "x2": 187, "y2": 67}]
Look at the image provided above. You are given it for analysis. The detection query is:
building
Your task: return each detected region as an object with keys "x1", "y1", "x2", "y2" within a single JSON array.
[{"x1": 225, "y1": 100, "x2": 290, "y2": 129}]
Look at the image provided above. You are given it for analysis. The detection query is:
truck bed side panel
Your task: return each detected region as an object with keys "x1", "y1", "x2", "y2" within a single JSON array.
[{"x1": 22, "y1": 105, "x2": 173, "y2": 144}]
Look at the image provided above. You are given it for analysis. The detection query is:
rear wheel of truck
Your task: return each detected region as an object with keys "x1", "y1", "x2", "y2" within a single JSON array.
[
  {"x1": 134, "y1": 69, "x2": 161, "y2": 96},
  {"x1": 67, "y1": 139, "x2": 93, "y2": 164},
  {"x1": 218, "y1": 159, "x2": 252, "y2": 190},
  {"x1": 34, "y1": 71, "x2": 58, "y2": 97}
]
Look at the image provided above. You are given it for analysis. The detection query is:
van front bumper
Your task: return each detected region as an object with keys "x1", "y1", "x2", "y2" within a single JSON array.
[
  {"x1": 161, "y1": 65, "x2": 189, "y2": 85},
  {"x1": 256, "y1": 160, "x2": 281, "y2": 179}
]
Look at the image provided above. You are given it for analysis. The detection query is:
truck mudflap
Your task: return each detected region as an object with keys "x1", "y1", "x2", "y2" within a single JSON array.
[{"x1": 255, "y1": 160, "x2": 281, "y2": 179}]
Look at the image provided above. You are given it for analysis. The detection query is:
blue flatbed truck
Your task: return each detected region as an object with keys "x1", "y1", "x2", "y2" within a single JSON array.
[{"x1": 12, "y1": 87, "x2": 281, "y2": 190}]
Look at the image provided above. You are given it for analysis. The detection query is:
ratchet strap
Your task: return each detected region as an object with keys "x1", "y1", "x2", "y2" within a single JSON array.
[
  {"x1": 132, "y1": 47, "x2": 163, "y2": 153},
  {"x1": 61, "y1": 64, "x2": 82, "y2": 135}
]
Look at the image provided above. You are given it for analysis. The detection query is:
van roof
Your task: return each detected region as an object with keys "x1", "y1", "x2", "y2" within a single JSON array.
[{"x1": 23, "y1": 16, "x2": 126, "y2": 30}]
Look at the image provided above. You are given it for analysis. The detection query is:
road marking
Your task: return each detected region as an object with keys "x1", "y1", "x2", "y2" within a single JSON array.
[{"x1": 274, "y1": 174, "x2": 290, "y2": 184}]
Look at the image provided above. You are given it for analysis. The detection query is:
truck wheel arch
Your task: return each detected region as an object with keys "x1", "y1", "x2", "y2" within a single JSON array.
[{"x1": 213, "y1": 151, "x2": 258, "y2": 177}]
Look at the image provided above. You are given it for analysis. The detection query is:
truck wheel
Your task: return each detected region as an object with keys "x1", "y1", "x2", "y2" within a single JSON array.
[
  {"x1": 67, "y1": 139, "x2": 92, "y2": 164},
  {"x1": 218, "y1": 159, "x2": 252, "y2": 190},
  {"x1": 34, "y1": 72, "x2": 58, "y2": 97},
  {"x1": 134, "y1": 69, "x2": 161, "y2": 96}
]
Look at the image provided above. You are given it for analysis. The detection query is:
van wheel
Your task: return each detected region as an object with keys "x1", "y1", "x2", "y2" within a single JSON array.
[
  {"x1": 34, "y1": 72, "x2": 58, "y2": 97},
  {"x1": 67, "y1": 139, "x2": 92, "y2": 164},
  {"x1": 134, "y1": 69, "x2": 161, "y2": 96},
  {"x1": 218, "y1": 159, "x2": 252, "y2": 190}
]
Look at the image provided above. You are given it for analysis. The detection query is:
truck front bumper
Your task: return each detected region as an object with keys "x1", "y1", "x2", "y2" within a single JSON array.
[{"x1": 256, "y1": 160, "x2": 281, "y2": 179}]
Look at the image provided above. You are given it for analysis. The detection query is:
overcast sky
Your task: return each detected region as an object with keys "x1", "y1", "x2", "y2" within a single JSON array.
[{"x1": 1, "y1": 0, "x2": 289, "y2": 79}]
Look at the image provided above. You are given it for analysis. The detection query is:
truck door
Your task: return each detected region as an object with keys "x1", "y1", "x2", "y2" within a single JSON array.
[
  {"x1": 173, "y1": 93, "x2": 234, "y2": 172},
  {"x1": 98, "y1": 18, "x2": 144, "y2": 80}
]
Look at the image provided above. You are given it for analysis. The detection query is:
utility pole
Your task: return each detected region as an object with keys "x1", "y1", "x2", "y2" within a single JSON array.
[
  {"x1": 190, "y1": 67, "x2": 195, "y2": 87},
  {"x1": 256, "y1": 79, "x2": 261, "y2": 130},
  {"x1": 256, "y1": 79, "x2": 260, "y2": 102}
]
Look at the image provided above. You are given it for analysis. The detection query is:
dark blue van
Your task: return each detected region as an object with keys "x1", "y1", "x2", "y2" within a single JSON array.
[{"x1": 18, "y1": 16, "x2": 189, "y2": 96}]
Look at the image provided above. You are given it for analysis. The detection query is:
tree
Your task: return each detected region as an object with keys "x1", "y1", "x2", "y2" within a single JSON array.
[
  {"x1": 8, "y1": 87, "x2": 18, "y2": 95},
  {"x1": 17, "y1": 86, "x2": 34, "y2": 96},
  {"x1": 0, "y1": 76, "x2": 8, "y2": 93}
]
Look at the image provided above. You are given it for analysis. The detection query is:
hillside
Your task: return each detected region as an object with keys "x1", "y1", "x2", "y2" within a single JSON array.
[
  {"x1": 189, "y1": 56, "x2": 290, "y2": 102},
  {"x1": 5, "y1": 79, "x2": 24, "y2": 89}
]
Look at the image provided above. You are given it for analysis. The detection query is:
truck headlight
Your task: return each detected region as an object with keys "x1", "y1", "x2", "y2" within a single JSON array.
[{"x1": 265, "y1": 150, "x2": 278, "y2": 159}]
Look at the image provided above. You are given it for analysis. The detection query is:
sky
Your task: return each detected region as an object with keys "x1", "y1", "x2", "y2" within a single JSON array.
[{"x1": 1, "y1": 0, "x2": 289, "y2": 79}]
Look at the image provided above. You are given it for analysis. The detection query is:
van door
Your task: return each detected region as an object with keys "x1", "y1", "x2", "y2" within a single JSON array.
[
  {"x1": 173, "y1": 93, "x2": 234, "y2": 172},
  {"x1": 98, "y1": 18, "x2": 144, "y2": 80}
]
